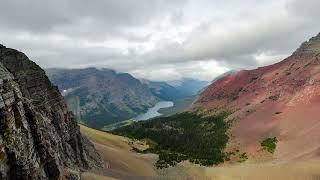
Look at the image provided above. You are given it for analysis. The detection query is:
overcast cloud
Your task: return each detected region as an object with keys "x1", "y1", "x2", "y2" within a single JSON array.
[{"x1": 0, "y1": 0, "x2": 319, "y2": 81}]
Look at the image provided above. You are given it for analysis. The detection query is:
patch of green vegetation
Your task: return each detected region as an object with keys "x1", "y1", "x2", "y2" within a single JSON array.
[
  {"x1": 131, "y1": 147, "x2": 144, "y2": 153},
  {"x1": 155, "y1": 151, "x2": 188, "y2": 169},
  {"x1": 113, "y1": 111, "x2": 231, "y2": 169},
  {"x1": 238, "y1": 152, "x2": 248, "y2": 163},
  {"x1": 261, "y1": 137, "x2": 278, "y2": 154}
]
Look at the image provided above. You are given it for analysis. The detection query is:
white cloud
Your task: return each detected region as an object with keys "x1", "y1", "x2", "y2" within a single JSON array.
[
  {"x1": 254, "y1": 53, "x2": 288, "y2": 66},
  {"x1": 129, "y1": 60, "x2": 229, "y2": 81}
]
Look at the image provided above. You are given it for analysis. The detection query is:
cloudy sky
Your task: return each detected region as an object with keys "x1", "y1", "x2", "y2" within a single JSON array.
[{"x1": 0, "y1": 0, "x2": 319, "y2": 81}]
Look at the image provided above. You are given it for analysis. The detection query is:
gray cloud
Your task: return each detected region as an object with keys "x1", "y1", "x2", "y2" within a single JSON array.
[
  {"x1": 0, "y1": 0, "x2": 186, "y2": 39},
  {"x1": 0, "y1": 0, "x2": 319, "y2": 81},
  {"x1": 288, "y1": 0, "x2": 320, "y2": 20}
]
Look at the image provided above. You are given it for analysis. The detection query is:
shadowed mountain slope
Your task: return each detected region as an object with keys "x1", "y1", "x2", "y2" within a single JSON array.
[{"x1": 46, "y1": 68, "x2": 159, "y2": 128}]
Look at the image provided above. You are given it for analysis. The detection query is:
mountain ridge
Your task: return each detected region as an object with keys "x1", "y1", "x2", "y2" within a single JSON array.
[
  {"x1": 46, "y1": 68, "x2": 159, "y2": 128},
  {"x1": 141, "y1": 78, "x2": 208, "y2": 101},
  {"x1": 193, "y1": 33, "x2": 320, "y2": 161}
]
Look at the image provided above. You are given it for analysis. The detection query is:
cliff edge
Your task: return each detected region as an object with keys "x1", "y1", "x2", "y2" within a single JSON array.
[{"x1": 0, "y1": 44, "x2": 102, "y2": 179}]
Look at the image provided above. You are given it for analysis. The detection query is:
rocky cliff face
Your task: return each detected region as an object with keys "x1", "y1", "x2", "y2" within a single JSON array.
[
  {"x1": 193, "y1": 33, "x2": 320, "y2": 161},
  {"x1": 0, "y1": 44, "x2": 102, "y2": 179}
]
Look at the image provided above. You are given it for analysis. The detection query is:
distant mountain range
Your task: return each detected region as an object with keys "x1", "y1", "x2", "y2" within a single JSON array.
[
  {"x1": 46, "y1": 68, "x2": 208, "y2": 128},
  {"x1": 46, "y1": 68, "x2": 158, "y2": 128},
  {"x1": 141, "y1": 79, "x2": 209, "y2": 101}
]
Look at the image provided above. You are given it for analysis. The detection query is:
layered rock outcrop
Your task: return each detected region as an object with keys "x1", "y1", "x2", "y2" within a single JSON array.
[{"x1": 0, "y1": 45, "x2": 102, "y2": 179}]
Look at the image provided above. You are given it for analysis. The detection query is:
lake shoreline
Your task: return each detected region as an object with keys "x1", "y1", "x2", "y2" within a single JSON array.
[{"x1": 134, "y1": 101, "x2": 174, "y2": 121}]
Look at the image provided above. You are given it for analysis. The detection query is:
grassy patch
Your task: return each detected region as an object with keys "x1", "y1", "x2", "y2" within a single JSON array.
[
  {"x1": 113, "y1": 111, "x2": 231, "y2": 169},
  {"x1": 261, "y1": 137, "x2": 278, "y2": 154}
]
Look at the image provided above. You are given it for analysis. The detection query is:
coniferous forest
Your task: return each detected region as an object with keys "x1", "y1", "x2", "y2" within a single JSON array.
[{"x1": 113, "y1": 111, "x2": 231, "y2": 168}]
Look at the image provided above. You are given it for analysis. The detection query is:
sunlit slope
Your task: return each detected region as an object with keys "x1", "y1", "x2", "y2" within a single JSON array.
[
  {"x1": 80, "y1": 124, "x2": 320, "y2": 180},
  {"x1": 79, "y1": 125, "x2": 157, "y2": 179}
]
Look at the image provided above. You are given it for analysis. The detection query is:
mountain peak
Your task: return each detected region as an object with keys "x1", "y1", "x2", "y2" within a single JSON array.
[{"x1": 294, "y1": 32, "x2": 320, "y2": 56}]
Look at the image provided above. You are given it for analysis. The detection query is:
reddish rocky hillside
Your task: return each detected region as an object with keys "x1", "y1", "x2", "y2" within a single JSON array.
[{"x1": 193, "y1": 33, "x2": 320, "y2": 161}]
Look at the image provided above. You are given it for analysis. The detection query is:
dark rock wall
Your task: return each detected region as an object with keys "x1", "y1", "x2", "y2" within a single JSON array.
[{"x1": 0, "y1": 45, "x2": 102, "y2": 179}]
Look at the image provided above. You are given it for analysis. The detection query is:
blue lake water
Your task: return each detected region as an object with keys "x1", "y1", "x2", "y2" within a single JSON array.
[{"x1": 134, "y1": 101, "x2": 174, "y2": 121}]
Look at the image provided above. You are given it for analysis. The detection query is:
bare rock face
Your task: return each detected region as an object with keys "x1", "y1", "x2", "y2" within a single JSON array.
[
  {"x1": 294, "y1": 32, "x2": 320, "y2": 56},
  {"x1": 0, "y1": 45, "x2": 102, "y2": 179}
]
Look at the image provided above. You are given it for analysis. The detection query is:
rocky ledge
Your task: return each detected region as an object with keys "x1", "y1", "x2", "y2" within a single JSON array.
[
  {"x1": 294, "y1": 32, "x2": 320, "y2": 56},
  {"x1": 0, "y1": 44, "x2": 103, "y2": 179}
]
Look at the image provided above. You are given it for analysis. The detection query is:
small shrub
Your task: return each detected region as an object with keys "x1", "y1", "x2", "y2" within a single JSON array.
[
  {"x1": 238, "y1": 152, "x2": 248, "y2": 163},
  {"x1": 261, "y1": 137, "x2": 278, "y2": 154},
  {"x1": 268, "y1": 94, "x2": 280, "y2": 101},
  {"x1": 131, "y1": 147, "x2": 143, "y2": 153}
]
